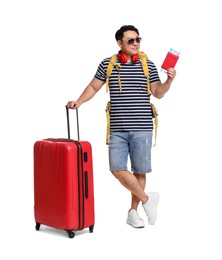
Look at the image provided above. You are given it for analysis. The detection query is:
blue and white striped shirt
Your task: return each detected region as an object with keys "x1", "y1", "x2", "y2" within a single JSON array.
[{"x1": 95, "y1": 56, "x2": 160, "y2": 132}]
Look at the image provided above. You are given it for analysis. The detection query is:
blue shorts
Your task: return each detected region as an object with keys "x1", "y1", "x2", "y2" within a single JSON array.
[{"x1": 108, "y1": 131, "x2": 153, "y2": 174}]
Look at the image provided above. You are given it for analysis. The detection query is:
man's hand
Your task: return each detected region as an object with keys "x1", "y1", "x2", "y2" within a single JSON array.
[
  {"x1": 167, "y1": 68, "x2": 176, "y2": 81},
  {"x1": 66, "y1": 101, "x2": 80, "y2": 109}
]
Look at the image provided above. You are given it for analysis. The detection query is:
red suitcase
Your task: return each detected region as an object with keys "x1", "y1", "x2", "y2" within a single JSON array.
[{"x1": 34, "y1": 108, "x2": 95, "y2": 238}]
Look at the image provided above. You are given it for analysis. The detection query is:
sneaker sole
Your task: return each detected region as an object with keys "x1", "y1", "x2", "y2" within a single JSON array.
[{"x1": 126, "y1": 220, "x2": 145, "y2": 228}]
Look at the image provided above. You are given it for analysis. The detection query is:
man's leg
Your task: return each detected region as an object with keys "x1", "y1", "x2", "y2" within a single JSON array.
[
  {"x1": 131, "y1": 173, "x2": 146, "y2": 210},
  {"x1": 112, "y1": 170, "x2": 147, "y2": 228},
  {"x1": 128, "y1": 131, "x2": 160, "y2": 225},
  {"x1": 113, "y1": 169, "x2": 159, "y2": 226},
  {"x1": 111, "y1": 170, "x2": 148, "y2": 204},
  {"x1": 109, "y1": 132, "x2": 159, "y2": 226}
]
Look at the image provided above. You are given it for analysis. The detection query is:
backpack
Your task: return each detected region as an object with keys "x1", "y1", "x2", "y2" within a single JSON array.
[{"x1": 105, "y1": 51, "x2": 158, "y2": 146}]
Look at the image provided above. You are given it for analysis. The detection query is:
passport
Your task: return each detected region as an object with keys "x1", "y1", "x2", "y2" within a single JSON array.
[{"x1": 161, "y1": 48, "x2": 180, "y2": 72}]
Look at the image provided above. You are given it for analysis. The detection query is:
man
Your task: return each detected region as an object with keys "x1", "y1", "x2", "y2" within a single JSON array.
[{"x1": 67, "y1": 25, "x2": 176, "y2": 228}]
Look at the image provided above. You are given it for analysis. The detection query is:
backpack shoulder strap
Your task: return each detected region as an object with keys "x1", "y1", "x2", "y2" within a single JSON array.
[
  {"x1": 106, "y1": 54, "x2": 117, "y2": 93},
  {"x1": 138, "y1": 51, "x2": 151, "y2": 96},
  {"x1": 105, "y1": 101, "x2": 111, "y2": 145}
]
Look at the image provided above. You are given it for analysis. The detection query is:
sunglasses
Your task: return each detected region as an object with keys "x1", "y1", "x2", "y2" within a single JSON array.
[{"x1": 126, "y1": 37, "x2": 142, "y2": 45}]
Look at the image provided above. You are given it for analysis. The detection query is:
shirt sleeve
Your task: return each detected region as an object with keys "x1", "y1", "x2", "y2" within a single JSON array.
[
  {"x1": 94, "y1": 58, "x2": 109, "y2": 82},
  {"x1": 148, "y1": 60, "x2": 161, "y2": 83}
]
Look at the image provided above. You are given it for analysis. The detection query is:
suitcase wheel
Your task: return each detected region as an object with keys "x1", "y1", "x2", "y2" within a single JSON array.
[
  {"x1": 35, "y1": 222, "x2": 41, "y2": 231},
  {"x1": 89, "y1": 225, "x2": 94, "y2": 233},
  {"x1": 66, "y1": 230, "x2": 75, "y2": 238}
]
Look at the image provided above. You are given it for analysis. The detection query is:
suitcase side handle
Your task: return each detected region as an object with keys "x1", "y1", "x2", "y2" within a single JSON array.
[
  {"x1": 66, "y1": 107, "x2": 80, "y2": 140},
  {"x1": 84, "y1": 171, "x2": 89, "y2": 198}
]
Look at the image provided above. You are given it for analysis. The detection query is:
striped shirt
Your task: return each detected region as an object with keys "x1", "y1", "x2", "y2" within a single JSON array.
[{"x1": 95, "y1": 56, "x2": 160, "y2": 132}]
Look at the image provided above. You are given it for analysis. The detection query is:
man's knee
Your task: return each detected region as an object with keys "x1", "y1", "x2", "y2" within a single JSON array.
[{"x1": 111, "y1": 170, "x2": 126, "y2": 179}]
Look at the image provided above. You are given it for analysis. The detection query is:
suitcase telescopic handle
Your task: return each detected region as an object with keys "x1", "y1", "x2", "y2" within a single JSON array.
[{"x1": 66, "y1": 107, "x2": 80, "y2": 140}]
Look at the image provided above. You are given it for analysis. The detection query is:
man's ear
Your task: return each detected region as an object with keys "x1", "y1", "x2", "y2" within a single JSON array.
[{"x1": 117, "y1": 40, "x2": 122, "y2": 48}]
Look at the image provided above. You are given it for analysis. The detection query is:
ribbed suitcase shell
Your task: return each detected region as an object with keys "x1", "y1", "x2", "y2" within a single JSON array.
[{"x1": 34, "y1": 138, "x2": 94, "y2": 238}]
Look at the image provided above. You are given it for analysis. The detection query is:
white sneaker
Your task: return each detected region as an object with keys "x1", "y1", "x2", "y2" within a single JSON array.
[
  {"x1": 126, "y1": 209, "x2": 145, "y2": 228},
  {"x1": 142, "y1": 192, "x2": 160, "y2": 225}
]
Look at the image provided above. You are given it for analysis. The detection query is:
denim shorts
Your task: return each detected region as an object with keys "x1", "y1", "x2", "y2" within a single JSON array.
[{"x1": 108, "y1": 131, "x2": 153, "y2": 174}]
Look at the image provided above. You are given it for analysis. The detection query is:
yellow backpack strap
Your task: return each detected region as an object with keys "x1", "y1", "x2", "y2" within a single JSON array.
[
  {"x1": 106, "y1": 54, "x2": 122, "y2": 93},
  {"x1": 105, "y1": 54, "x2": 121, "y2": 145},
  {"x1": 139, "y1": 51, "x2": 151, "y2": 96},
  {"x1": 105, "y1": 101, "x2": 111, "y2": 145},
  {"x1": 150, "y1": 103, "x2": 158, "y2": 146}
]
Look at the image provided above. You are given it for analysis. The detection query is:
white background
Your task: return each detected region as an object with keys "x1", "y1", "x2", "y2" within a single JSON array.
[{"x1": 1, "y1": 0, "x2": 222, "y2": 259}]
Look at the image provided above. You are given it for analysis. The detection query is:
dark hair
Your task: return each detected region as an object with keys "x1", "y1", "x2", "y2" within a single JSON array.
[{"x1": 115, "y1": 25, "x2": 139, "y2": 41}]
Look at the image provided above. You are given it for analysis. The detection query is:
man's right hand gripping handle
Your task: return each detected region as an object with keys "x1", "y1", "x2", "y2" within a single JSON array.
[{"x1": 66, "y1": 101, "x2": 80, "y2": 109}]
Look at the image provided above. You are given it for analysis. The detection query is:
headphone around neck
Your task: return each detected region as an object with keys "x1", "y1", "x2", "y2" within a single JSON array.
[{"x1": 117, "y1": 51, "x2": 139, "y2": 63}]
